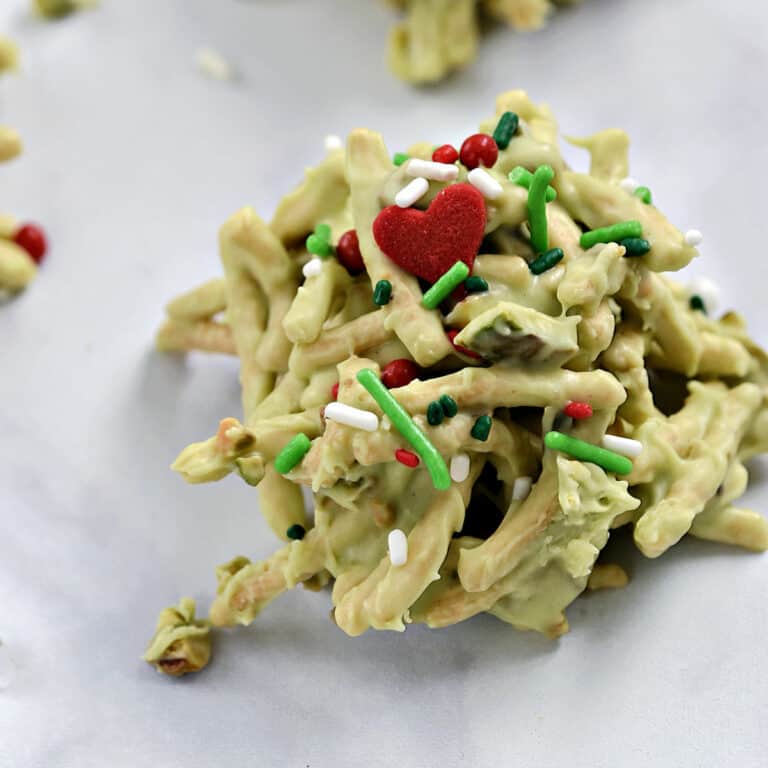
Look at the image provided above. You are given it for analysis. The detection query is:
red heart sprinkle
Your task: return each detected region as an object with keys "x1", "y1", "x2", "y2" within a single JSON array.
[{"x1": 372, "y1": 183, "x2": 486, "y2": 285}]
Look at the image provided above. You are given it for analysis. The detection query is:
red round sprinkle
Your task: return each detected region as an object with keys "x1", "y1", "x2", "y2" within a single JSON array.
[
  {"x1": 13, "y1": 223, "x2": 47, "y2": 264},
  {"x1": 381, "y1": 358, "x2": 420, "y2": 389},
  {"x1": 459, "y1": 134, "x2": 498, "y2": 171},
  {"x1": 563, "y1": 401, "x2": 593, "y2": 420},
  {"x1": 335, "y1": 229, "x2": 365, "y2": 274},
  {"x1": 432, "y1": 144, "x2": 459, "y2": 164},
  {"x1": 395, "y1": 448, "x2": 420, "y2": 468},
  {"x1": 447, "y1": 329, "x2": 482, "y2": 360},
  {"x1": 330, "y1": 382, "x2": 340, "y2": 400}
]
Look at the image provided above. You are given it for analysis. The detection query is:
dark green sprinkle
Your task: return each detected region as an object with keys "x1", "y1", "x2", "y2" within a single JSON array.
[
  {"x1": 427, "y1": 401, "x2": 444, "y2": 426},
  {"x1": 373, "y1": 279, "x2": 392, "y2": 306},
  {"x1": 619, "y1": 237, "x2": 651, "y2": 257},
  {"x1": 689, "y1": 295, "x2": 706, "y2": 313},
  {"x1": 393, "y1": 152, "x2": 409, "y2": 166},
  {"x1": 286, "y1": 524, "x2": 306, "y2": 541},
  {"x1": 464, "y1": 276, "x2": 488, "y2": 293},
  {"x1": 529, "y1": 247, "x2": 564, "y2": 275},
  {"x1": 439, "y1": 394, "x2": 458, "y2": 418},
  {"x1": 470, "y1": 415, "x2": 492, "y2": 441},
  {"x1": 492, "y1": 111, "x2": 519, "y2": 150},
  {"x1": 633, "y1": 186, "x2": 652, "y2": 205}
]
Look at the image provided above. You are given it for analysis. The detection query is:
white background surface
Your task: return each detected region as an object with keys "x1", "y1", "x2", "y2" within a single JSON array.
[{"x1": 1, "y1": 1, "x2": 767, "y2": 766}]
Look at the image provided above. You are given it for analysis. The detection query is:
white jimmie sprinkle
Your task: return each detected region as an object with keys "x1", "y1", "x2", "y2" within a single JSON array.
[
  {"x1": 324, "y1": 402, "x2": 379, "y2": 432},
  {"x1": 405, "y1": 158, "x2": 459, "y2": 182},
  {"x1": 619, "y1": 177, "x2": 639, "y2": 194},
  {"x1": 602, "y1": 434, "x2": 643, "y2": 458},
  {"x1": 512, "y1": 476, "x2": 533, "y2": 500},
  {"x1": 388, "y1": 529, "x2": 408, "y2": 567},
  {"x1": 468, "y1": 167, "x2": 503, "y2": 200},
  {"x1": 450, "y1": 453, "x2": 470, "y2": 482},
  {"x1": 688, "y1": 276, "x2": 720, "y2": 314},
  {"x1": 324, "y1": 134, "x2": 343, "y2": 152},
  {"x1": 302, "y1": 257, "x2": 323, "y2": 279},
  {"x1": 395, "y1": 177, "x2": 430, "y2": 208}
]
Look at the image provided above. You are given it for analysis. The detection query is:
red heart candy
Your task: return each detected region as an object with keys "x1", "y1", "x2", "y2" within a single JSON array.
[{"x1": 372, "y1": 183, "x2": 486, "y2": 285}]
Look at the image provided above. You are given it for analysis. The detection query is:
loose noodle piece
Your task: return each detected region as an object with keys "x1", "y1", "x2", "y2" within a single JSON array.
[
  {"x1": 148, "y1": 90, "x2": 768, "y2": 675},
  {"x1": 385, "y1": 0, "x2": 584, "y2": 84}
]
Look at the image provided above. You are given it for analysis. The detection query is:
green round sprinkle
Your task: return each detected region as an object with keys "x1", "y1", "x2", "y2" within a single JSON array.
[
  {"x1": 427, "y1": 401, "x2": 444, "y2": 426},
  {"x1": 373, "y1": 279, "x2": 392, "y2": 306},
  {"x1": 508, "y1": 167, "x2": 556, "y2": 201},
  {"x1": 439, "y1": 394, "x2": 458, "y2": 418},
  {"x1": 492, "y1": 111, "x2": 519, "y2": 150},
  {"x1": 356, "y1": 368, "x2": 451, "y2": 491},
  {"x1": 286, "y1": 524, "x2": 306, "y2": 541},
  {"x1": 393, "y1": 152, "x2": 409, "y2": 166},
  {"x1": 421, "y1": 261, "x2": 470, "y2": 310},
  {"x1": 543, "y1": 430, "x2": 632, "y2": 475},
  {"x1": 527, "y1": 165, "x2": 555, "y2": 255},
  {"x1": 633, "y1": 186, "x2": 652, "y2": 205},
  {"x1": 274, "y1": 433, "x2": 311, "y2": 474},
  {"x1": 529, "y1": 247, "x2": 564, "y2": 275},
  {"x1": 580, "y1": 220, "x2": 642, "y2": 250},
  {"x1": 619, "y1": 237, "x2": 651, "y2": 257},
  {"x1": 464, "y1": 276, "x2": 488, "y2": 293},
  {"x1": 306, "y1": 233, "x2": 334, "y2": 258},
  {"x1": 315, "y1": 223, "x2": 332, "y2": 241},
  {"x1": 689, "y1": 295, "x2": 706, "y2": 313},
  {"x1": 470, "y1": 415, "x2": 492, "y2": 442}
]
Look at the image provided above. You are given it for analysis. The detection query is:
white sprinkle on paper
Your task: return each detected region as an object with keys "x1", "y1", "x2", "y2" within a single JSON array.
[
  {"x1": 602, "y1": 434, "x2": 643, "y2": 458},
  {"x1": 468, "y1": 167, "x2": 503, "y2": 200},
  {"x1": 302, "y1": 257, "x2": 323, "y2": 279},
  {"x1": 513, "y1": 476, "x2": 533, "y2": 501},
  {"x1": 388, "y1": 529, "x2": 408, "y2": 567},
  {"x1": 450, "y1": 453, "x2": 470, "y2": 483},
  {"x1": 395, "y1": 177, "x2": 429, "y2": 208},
  {"x1": 684, "y1": 229, "x2": 703, "y2": 247},
  {"x1": 324, "y1": 134, "x2": 343, "y2": 152},
  {"x1": 196, "y1": 48, "x2": 233, "y2": 81},
  {"x1": 405, "y1": 158, "x2": 458, "y2": 182},
  {"x1": 324, "y1": 402, "x2": 379, "y2": 432}
]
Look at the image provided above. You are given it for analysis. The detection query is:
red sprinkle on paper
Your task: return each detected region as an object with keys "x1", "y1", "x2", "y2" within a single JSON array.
[
  {"x1": 563, "y1": 401, "x2": 593, "y2": 419},
  {"x1": 13, "y1": 223, "x2": 47, "y2": 264},
  {"x1": 447, "y1": 329, "x2": 482, "y2": 360},
  {"x1": 432, "y1": 144, "x2": 459, "y2": 164},
  {"x1": 336, "y1": 230, "x2": 365, "y2": 274},
  {"x1": 395, "y1": 448, "x2": 420, "y2": 468},
  {"x1": 373, "y1": 183, "x2": 486, "y2": 284},
  {"x1": 381, "y1": 359, "x2": 420, "y2": 389},
  {"x1": 459, "y1": 134, "x2": 498, "y2": 171}
]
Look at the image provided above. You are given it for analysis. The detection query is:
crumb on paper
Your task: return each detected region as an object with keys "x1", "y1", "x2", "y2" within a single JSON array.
[
  {"x1": 587, "y1": 564, "x2": 629, "y2": 591},
  {"x1": 142, "y1": 598, "x2": 212, "y2": 677},
  {"x1": 196, "y1": 47, "x2": 234, "y2": 81},
  {"x1": 0, "y1": 37, "x2": 19, "y2": 74},
  {"x1": 32, "y1": 0, "x2": 98, "y2": 18}
]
